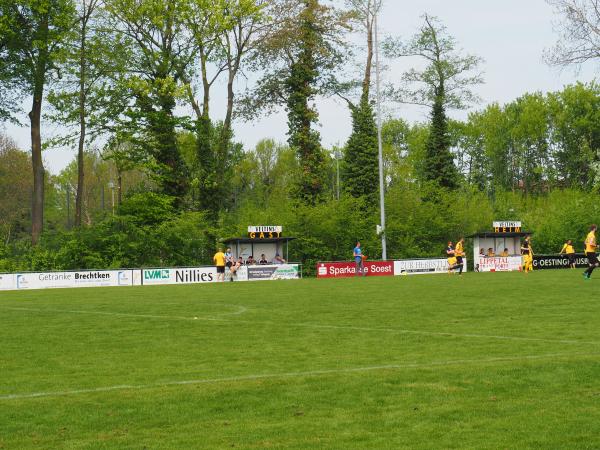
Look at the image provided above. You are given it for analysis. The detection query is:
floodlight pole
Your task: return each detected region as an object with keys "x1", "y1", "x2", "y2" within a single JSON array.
[{"x1": 374, "y1": 11, "x2": 387, "y2": 260}]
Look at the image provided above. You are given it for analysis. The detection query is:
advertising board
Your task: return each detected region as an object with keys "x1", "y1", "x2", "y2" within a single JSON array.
[
  {"x1": 316, "y1": 261, "x2": 393, "y2": 278},
  {"x1": 393, "y1": 258, "x2": 468, "y2": 275},
  {"x1": 0, "y1": 273, "x2": 15, "y2": 290},
  {"x1": 247, "y1": 264, "x2": 300, "y2": 281},
  {"x1": 532, "y1": 254, "x2": 588, "y2": 270},
  {"x1": 475, "y1": 256, "x2": 522, "y2": 272},
  {"x1": 142, "y1": 267, "x2": 217, "y2": 285},
  {"x1": 11, "y1": 270, "x2": 137, "y2": 290}
]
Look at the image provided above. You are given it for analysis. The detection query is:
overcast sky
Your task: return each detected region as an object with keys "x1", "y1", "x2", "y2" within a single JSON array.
[{"x1": 2, "y1": 0, "x2": 597, "y2": 174}]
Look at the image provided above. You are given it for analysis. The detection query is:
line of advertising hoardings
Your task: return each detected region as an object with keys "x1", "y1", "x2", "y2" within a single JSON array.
[{"x1": 0, "y1": 264, "x2": 301, "y2": 291}]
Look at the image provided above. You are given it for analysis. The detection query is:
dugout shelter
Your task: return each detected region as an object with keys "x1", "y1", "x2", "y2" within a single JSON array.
[
  {"x1": 467, "y1": 221, "x2": 532, "y2": 272},
  {"x1": 222, "y1": 226, "x2": 295, "y2": 263}
]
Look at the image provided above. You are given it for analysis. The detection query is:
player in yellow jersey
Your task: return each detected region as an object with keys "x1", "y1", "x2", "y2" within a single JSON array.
[
  {"x1": 521, "y1": 235, "x2": 533, "y2": 273},
  {"x1": 560, "y1": 239, "x2": 576, "y2": 269},
  {"x1": 454, "y1": 237, "x2": 465, "y2": 275},
  {"x1": 583, "y1": 225, "x2": 598, "y2": 280}
]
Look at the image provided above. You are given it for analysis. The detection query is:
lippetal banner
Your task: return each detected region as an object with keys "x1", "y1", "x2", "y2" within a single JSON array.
[
  {"x1": 393, "y1": 258, "x2": 468, "y2": 275},
  {"x1": 142, "y1": 267, "x2": 217, "y2": 285},
  {"x1": 316, "y1": 261, "x2": 393, "y2": 278},
  {"x1": 8, "y1": 270, "x2": 138, "y2": 290},
  {"x1": 475, "y1": 256, "x2": 522, "y2": 272}
]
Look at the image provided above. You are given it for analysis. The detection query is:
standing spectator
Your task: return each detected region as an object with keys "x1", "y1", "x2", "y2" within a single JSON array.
[
  {"x1": 213, "y1": 247, "x2": 226, "y2": 282},
  {"x1": 259, "y1": 254, "x2": 269, "y2": 265},
  {"x1": 454, "y1": 237, "x2": 465, "y2": 275},
  {"x1": 224, "y1": 247, "x2": 234, "y2": 281},
  {"x1": 560, "y1": 239, "x2": 576, "y2": 269},
  {"x1": 354, "y1": 241, "x2": 365, "y2": 277},
  {"x1": 583, "y1": 225, "x2": 598, "y2": 280}
]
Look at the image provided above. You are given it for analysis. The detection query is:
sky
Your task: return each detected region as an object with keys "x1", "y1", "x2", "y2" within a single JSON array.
[{"x1": 2, "y1": 0, "x2": 597, "y2": 174}]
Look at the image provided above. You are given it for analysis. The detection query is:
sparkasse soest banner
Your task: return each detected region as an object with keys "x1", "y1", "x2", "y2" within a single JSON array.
[{"x1": 316, "y1": 261, "x2": 394, "y2": 278}]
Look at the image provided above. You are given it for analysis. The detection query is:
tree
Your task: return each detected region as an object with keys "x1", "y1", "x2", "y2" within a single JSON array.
[
  {"x1": 0, "y1": 0, "x2": 76, "y2": 244},
  {"x1": 343, "y1": 93, "x2": 379, "y2": 200},
  {"x1": 240, "y1": 0, "x2": 349, "y2": 203},
  {"x1": 103, "y1": 0, "x2": 194, "y2": 202},
  {"x1": 341, "y1": 0, "x2": 381, "y2": 203},
  {"x1": 384, "y1": 15, "x2": 483, "y2": 188},
  {"x1": 285, "y1": 0, "x2": 328, "y2": 203},
  {"x1": 46, "y1": 0, "x2": 117, "y2": 227},
  {"x1": 0, "y1": 136, "x2": 32, "y2": 244},
  {"x1": 545, "y1": 0, "x2": 600, "y2": 68},
  {"x1": 547, "y1": 81, "x2": 600, "y2": 189},
  {"x1": 345, "y1": 0, "x2": 382, "y2": 98}
]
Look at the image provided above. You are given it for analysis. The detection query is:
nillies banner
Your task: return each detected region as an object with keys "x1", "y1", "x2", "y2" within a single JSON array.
[
  {"x1": 393, "y1": 258, "x2": 468, "y2": 275},
  {"x1": 142, "y1": 267, "x2": 217, "y2": 285}
]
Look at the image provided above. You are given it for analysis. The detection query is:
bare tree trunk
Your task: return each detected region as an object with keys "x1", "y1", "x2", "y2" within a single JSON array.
[
  {"x1": 75, "y1": 24, "x2": 87, "y2": 227},
  {"x1": 363, "y1": 9, "x2": 374, "y2": 98},
  {"x1": 29, "y1": 95, "x2": 45, "y2": 245},
  {"x1": 117, "y1": 169, "x2": 122, "y2": 206}
]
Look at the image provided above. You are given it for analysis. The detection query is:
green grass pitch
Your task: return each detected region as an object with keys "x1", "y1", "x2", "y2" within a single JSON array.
[{"x1": 1, "y1": 270, "x2": 600, "y2": 449}]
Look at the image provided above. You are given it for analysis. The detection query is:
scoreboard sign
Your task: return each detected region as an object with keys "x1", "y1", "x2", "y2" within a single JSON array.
[
  {"x1": 492, "y1": 221, "x2": 522, "y2": 233},
  {"x1": 247, "y1": 225, "x2": 282, "y2": 239}
]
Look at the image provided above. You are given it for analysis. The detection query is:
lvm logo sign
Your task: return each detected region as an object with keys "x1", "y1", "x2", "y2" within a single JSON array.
[{"x1": 144, "y1": 269, "x2": 170, "y2": 280}]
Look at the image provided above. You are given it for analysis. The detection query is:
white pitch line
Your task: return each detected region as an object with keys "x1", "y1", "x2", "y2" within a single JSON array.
[
  {"x1": 2, "y1": 305, "x2": 598, "y2": 346},
  {"x1": 1, "y1": 304, "x2": 247, "y2": 321},
  {"x1": 0, "y1": 352, "x2": 598, "y2": 401}
]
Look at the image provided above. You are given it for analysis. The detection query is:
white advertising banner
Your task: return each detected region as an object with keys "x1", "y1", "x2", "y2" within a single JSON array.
[
  {"x1": 247, "y1": 264, "x2": 300, "y2": 281},
  {"x1": 394, "y1": 258, "x2": 468, "y2": 276},
  {"x1": 12, "y1": 270, "x2": 138, "y2": 290},
  {"x1": 475, "y1": 256, "x2": 522, "y2": 272},
  {"x1": 0, "y1": 273, "x2": 15, "y2": 290},
  {"x1": 142, "y1": 267, "x2": 218, "y2": 285}
]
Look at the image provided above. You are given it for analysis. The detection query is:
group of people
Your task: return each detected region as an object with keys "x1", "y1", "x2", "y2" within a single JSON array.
[
  {"x1": 212, "y1": 247, "x2": 286, "y2": 282},
  {"x1": 451, "y1": 224, "x2": 599, "y2": 278},
  {"x1": 445, "y1": 238, "x2": 466, "y2": 275}
]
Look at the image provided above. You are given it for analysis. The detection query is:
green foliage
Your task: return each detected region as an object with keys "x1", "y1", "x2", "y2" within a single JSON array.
[
  {"x1": 285, "y1": 0, "x2": 327, "y2": 204},
  {"x1": 423, "y1": 95, "x2": 458, "y2": 189},
  {"x1": 343, "y1": 93, "x2": 379, "y2": 202}
]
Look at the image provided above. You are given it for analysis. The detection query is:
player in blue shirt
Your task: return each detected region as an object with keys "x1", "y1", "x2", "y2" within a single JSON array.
[{"x1": 354, "y1": 241, "x2": 365, "y2": 277}]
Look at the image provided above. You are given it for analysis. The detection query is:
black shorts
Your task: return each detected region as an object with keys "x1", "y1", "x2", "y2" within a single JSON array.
[
  {"x1": 586, "y1": 252, "x2": 599, "y2": 266},
  {"x1": 456, "y1": 256, "x2": 463, "y2": 264},
  {"x1": 567, "y1": 253, "x2": 576, "y2": 264},
  {"x1": 226, "y1": 261, "x2": 232, "y2": 268},
  {"x1": 217, "y1": 266, "x2": 225, "y2": 274}
]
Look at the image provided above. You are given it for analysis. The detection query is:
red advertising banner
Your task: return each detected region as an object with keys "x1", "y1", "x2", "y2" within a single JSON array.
[{"x1": 316, "y1": 261, "x2": 394, "y2": 278}]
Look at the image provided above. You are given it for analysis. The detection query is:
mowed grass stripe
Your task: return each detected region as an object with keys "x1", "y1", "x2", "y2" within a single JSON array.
[
  {"x1": 1, "y1": 351, "x2": 597, "y2": 401},
  {"x1": 1, "y1": 304, "x2": 598, "y2": 346}
]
